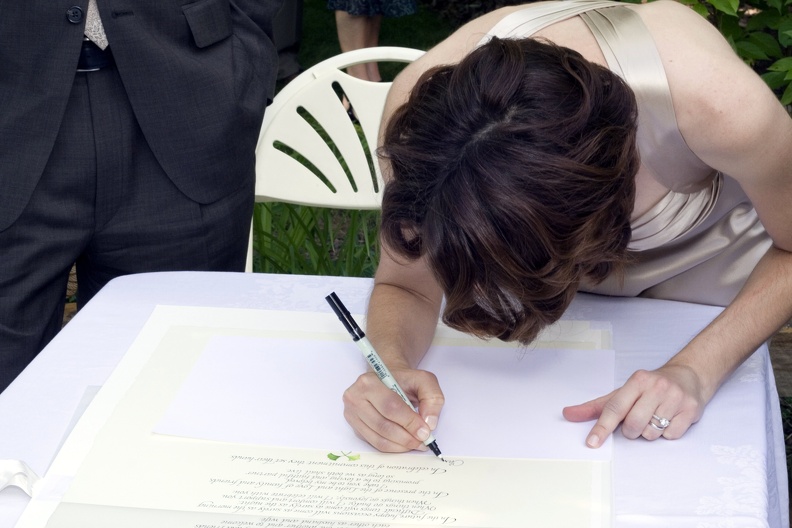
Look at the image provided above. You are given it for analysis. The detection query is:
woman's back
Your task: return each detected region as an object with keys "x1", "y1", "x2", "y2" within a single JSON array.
[{"x1": 457, "y1": 0, "x2": 771, "y2": 306}]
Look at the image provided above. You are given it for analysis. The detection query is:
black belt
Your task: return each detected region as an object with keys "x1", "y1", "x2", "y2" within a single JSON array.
[{"x1": 77, "y1": 39, "x2": 114, "y2": 72}]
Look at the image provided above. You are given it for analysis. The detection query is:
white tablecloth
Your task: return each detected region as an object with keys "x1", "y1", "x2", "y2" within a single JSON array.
[{"x1": 0, "y1": 271, "x2": 787, "y2": 527}]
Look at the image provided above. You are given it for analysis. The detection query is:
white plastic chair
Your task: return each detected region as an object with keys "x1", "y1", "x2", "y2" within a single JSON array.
[{"x1": 246, "y1": 46, "x2": 425, "y2": 272}]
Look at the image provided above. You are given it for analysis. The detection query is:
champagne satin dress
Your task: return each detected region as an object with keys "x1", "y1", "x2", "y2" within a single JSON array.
[{"x1": 480, "y1": 0, "x2": 771, "y2": 306}]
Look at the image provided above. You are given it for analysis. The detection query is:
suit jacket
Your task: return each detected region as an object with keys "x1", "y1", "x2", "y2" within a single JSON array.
[{"x1": 0, "y1": 0, "x2": 282, "y2": 232}]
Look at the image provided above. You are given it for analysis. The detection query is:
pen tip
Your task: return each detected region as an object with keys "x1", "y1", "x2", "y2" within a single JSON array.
[{"x1": 427, "y1": 441, "x2": 443, "y2": 459}]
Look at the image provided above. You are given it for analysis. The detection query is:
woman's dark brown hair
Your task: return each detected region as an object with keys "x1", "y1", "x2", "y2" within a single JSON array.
[{"x1": 379, "y1": 36, "x2": 639, "y2": 344}]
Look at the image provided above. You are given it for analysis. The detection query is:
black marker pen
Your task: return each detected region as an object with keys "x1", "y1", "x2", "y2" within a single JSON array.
[{"x1": 325, "y1": 291, "x2": 444, "y2": 459}]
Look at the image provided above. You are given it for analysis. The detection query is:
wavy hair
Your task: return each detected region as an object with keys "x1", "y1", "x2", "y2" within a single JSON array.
[{"x1": 379, "y1": 37, "x2": 639, "y2": 344}]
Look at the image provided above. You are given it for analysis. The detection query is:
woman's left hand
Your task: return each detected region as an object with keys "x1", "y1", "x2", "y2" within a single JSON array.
[{"x1": 562, "y1": 363, "x2": 707, "y2": 448}]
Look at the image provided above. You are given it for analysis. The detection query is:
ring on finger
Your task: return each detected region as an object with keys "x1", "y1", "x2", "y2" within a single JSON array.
[{"x1": 649, "y1": 414, "x2": 671, "y2": 431}]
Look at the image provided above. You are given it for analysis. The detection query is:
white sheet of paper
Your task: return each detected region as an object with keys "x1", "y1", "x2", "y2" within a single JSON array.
[
  {"x1": 154, "y1": 335, "x2": 614, "y2": 460},
  {"x1": 15, "y1": 306, "x2": 614, "y2": 528}
]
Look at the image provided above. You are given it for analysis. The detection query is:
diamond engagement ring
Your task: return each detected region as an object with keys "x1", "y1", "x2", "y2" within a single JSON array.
[{"x1": 649, "y1": 414, "x2": 671, "y2": 431}]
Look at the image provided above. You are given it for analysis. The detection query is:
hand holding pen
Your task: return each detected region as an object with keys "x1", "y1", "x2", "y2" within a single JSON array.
[{"x1": 326, "y1": 292, "x2": 445, "y2": 459}]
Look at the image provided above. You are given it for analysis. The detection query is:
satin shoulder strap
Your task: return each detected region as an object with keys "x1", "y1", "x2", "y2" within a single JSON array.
[
  {"x1": 483, "y1": 0, "x2": 624, "y2": 39},
  {"x1": 579, "y1": 6, "x2": 711, "y2": 191}
]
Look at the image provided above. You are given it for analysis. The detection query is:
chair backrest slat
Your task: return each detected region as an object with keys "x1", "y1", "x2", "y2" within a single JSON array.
[{"x1": 245, "y1": 47, "x2": 425, "y2": 271}]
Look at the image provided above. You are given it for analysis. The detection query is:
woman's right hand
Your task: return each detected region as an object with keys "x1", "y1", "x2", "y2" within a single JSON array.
[{"x1": 342, "y1": 367, "x2": 445, "y2": 453}]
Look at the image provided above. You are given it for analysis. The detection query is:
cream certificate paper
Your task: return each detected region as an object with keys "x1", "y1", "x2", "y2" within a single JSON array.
[{"x1": 15, "y1": 306, "x2": 614, "y2": 528}]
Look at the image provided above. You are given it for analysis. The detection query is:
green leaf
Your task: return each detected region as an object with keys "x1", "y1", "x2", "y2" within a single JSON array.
[
  {"x1": 691, "y1": 3, "x2": 710, "y2": 17},
  {"x1": 762, "y1": 70, "x2": 789, "y2": 89},
  {"x1": 766, "y1": 0, "x2": 784, "y2": 12},
  {"x1": 779, "y1": 17, "x2": 792, "y2": 46},
  {"x1": 735, "y1": 40, "x2": 769, "y2": 60},
  {"x1": 718, "y1": 16, "x2": 744, "y2": 41},
  {"x1": 327, "y1": 453, "x2": 340, "y2": 461},
  {"x1": 708, "y1": 0, "x2": 739, "y2": 16},
  {"x1": 347, "y1": 454, "x2": 361, "y2": 461},
  {"x1": 768, "y1": 57, "x2": 792, "y2": 72},
  {"x1": 746, "y1": 31, "x2": 783, "y2": 58},
  {"x1": 746, "y1": 10, "x2": 782, "y2": 31},
  {"x1": 781, "y1": 81, "x2": 792, "y2": 106}
]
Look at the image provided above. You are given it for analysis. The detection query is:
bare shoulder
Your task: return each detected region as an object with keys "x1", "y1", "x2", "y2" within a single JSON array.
[
  {"x1": 630, "y1": 0, "x2": 750, "y2": 95},
  {"x1": 631, "y1": 0, "x2": 718, "y2": 34},
  {"x1": 631, "y1": 1, "x2": 789, "y2": 175}
]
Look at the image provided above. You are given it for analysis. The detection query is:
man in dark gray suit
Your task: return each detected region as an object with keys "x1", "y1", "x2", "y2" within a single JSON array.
[{"x1": 0, "y1": 0, "x2": 283, "y2": 392}]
